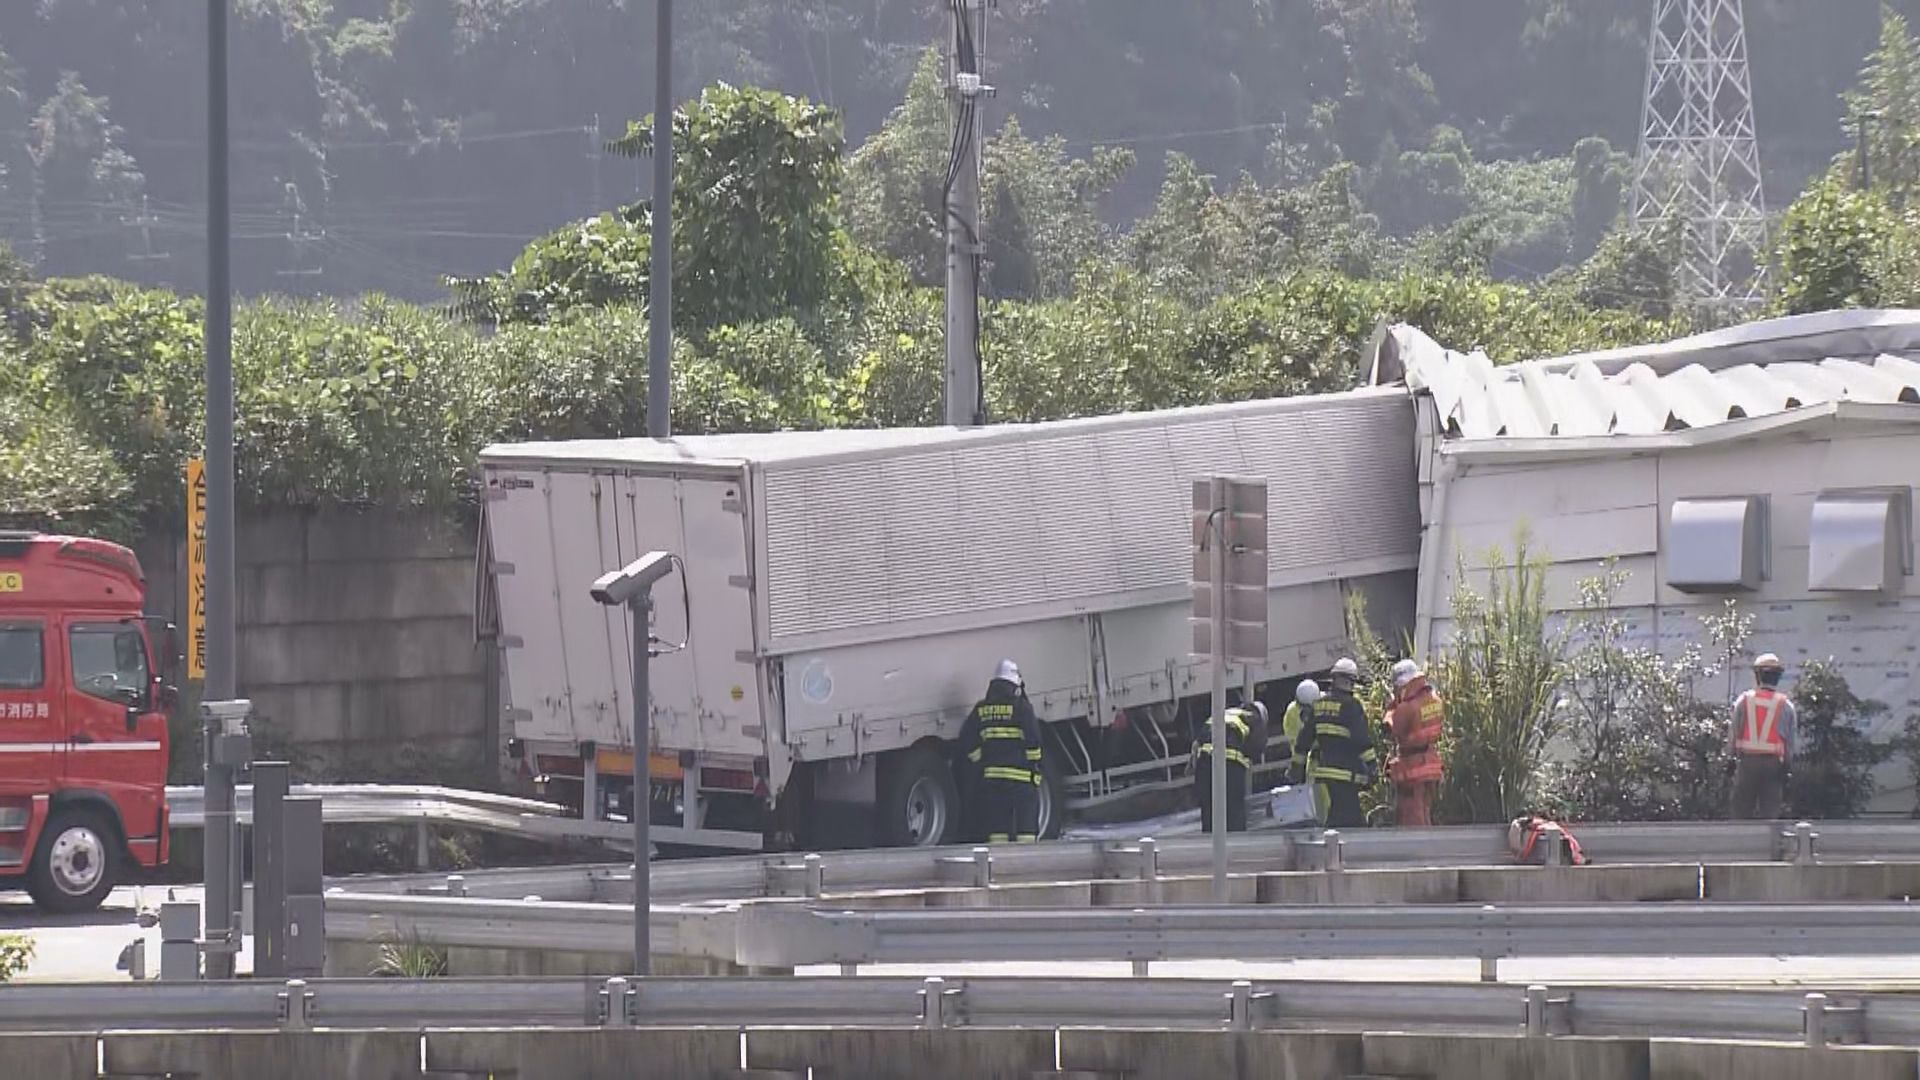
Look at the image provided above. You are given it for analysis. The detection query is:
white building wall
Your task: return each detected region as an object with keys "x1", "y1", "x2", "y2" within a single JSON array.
[{"x1": 1420, "y1": 422, "x2": 1920, "y2": 812}]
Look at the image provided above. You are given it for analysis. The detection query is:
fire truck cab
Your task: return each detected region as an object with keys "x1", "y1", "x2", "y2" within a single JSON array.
[{"x1": 0, "y1": 532, "x2": 173, "y2": 913}]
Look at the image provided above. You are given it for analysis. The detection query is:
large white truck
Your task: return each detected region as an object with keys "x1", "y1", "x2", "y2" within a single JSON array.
[{"x1": 476, "y1": 388, "x2": 1420, "y2": 850}]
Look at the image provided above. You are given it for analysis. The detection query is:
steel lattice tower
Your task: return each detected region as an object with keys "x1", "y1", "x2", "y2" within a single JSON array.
[{"x1": 1632, "y1": 0, "x2": 1769, "y2": 309}]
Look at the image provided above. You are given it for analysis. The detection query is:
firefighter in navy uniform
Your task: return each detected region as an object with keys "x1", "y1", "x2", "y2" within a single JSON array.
[
  {"x1": 959, "y1": 660, "x2": 1045, "y2": 842},
  {"x1": 1196, "y1": 701, "x2": 1267, "y2": 833},
  {"x1": 1293, "y1": 658, "x2": 1378, "y2": 829}
]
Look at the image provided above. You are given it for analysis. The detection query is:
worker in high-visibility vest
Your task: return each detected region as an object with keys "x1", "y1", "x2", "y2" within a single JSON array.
[
  {"x1": 1727, "y1": 653, "x2": 1796, "y2": 820},
  {"x1": 1196, "y1": 701, "x2": 1266, "y2": 833},
  {"x1": 1386, "y1": 659, "x2": 1445, "y2": 828},
  {"x1": 959, "y1": 659, "x2": 1045, "y2": 842},
  {"x1": 1283, "y1": 680, "x2": 1329, "y2": 824},
  {"x1": 1294, "y1": 658, "x2": 1378, "y2": 829}
]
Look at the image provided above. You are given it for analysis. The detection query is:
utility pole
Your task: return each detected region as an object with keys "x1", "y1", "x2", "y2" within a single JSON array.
[
  {"x1": 943, "y1": 0, "x2": 987, "y2": 428},
  {"x1": 203, "y1": 1, "x2": 237, "y2": 982},
  {"x1": 647, "y1": 0, "x2": 674, "y2": 439},
  {"x1": 1631, "y1": 0, "x2": 1769, "y2": 310}
]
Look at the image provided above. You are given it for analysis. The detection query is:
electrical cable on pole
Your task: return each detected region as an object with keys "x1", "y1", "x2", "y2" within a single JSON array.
[{"x1": 943, "y1": 0, "x2": 988, "y2": 428}]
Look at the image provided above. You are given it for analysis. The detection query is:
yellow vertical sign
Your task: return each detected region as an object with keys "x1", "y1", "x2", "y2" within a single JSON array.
[{"x1": 186, "y1": 458, "x2": 208, "y2": 681}]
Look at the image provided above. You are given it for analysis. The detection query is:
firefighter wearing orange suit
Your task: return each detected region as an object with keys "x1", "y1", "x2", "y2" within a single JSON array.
[{"x1": 1386, "y1": 659, "x2": 1445, "y2": 828}]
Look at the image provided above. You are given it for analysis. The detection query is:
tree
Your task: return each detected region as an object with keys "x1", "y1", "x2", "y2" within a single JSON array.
[
  {"x1": 1846, "y1": 6, "x2": 1920, "y2": 201},
  {"x1": 1571, "y1": 219, "x2": 1684, "y2": 320},
  {"x1": 1774, "y1": 175, "x2": 1905, "y2": 314},
  {"x1": 1787, "y1": 660, "x2": 1894, "y2": 820},
  {"x1": 28, "y1": 72, "x2": 144, "y2": 274},
  {"x1": 455, "y1": 85, "x2": 851, "y2": 333}
]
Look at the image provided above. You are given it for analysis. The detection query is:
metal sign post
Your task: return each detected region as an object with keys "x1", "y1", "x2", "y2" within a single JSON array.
[
  {"x1": 200, "y1": 699, "x2": 252, "y2": 978},
  {"x1": 590, "y1": 552, "x2": 678, "y2": 977},
  {"x1": 1191, "y1": 477, "x2": 1269, "y2": 902}
]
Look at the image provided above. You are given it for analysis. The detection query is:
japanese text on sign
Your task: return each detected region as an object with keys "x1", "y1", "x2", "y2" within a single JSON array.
[
  {"x1": 187, "y1": 458, "x2": 207, "y2": 681},
  {"x1": 1, "y1": 702, "x2": 49, "y2": 719}
]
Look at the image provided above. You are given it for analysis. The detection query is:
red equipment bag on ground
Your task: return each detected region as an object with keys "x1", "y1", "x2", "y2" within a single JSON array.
[{"x1": 1508, "y1": 816, "x2": 1588, "y2": 866}]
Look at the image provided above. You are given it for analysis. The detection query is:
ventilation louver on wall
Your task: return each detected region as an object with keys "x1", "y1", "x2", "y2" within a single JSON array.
[
  {"x1": 1809, "y1": 491, "x2": 1912, "y2": 593},
  {"x1": 1667, "y1": 496, "x2": 1766, "y2": 593}
]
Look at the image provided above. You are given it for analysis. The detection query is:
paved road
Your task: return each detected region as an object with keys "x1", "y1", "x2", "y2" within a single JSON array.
[
  {"x1": 1, "y1": 885, "x2": 251, "y2": 983},
  {"x1": 7, "y1": 884, "x2": 1920, "y2": 987}
]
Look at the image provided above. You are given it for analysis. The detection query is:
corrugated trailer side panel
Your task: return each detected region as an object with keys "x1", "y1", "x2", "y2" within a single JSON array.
[{"x1": 756, "y1": 391, "x2": 1419, "y2": 652}]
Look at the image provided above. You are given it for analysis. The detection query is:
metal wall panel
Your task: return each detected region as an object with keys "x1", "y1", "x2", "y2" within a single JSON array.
[{"x1": 758, "y1": 395, "x2": 1419, "y2": 647}]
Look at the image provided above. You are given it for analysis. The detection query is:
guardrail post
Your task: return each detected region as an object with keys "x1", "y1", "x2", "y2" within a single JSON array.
[
  {"x1": 804, "y1": 852, "x2": 825, "y2": 899},
  {"x1": 1803, "y1": 992, "x2": 1829, "y2": 1048},
  {"x1": 1137, "y1": 837, "x2": 1160, "y2": 902},
  {"x1": 1525, "y1": 985, "x2": 1548, "y2": 1036},
  {"x1": 972, "y1": 846, "x2": 992, "y2": 889},
  {"x1": 920, "y1": 976, "x2": 948, "y2": 1030},
  {"x1": 1323, "y1": 829, "x2": 1344, "y2": 872},
  {"x1": 1132, "y1": 959, "x2": 1150, "y2": 978},
  {"x1": 1790, "y1": 821, "x2": 1819, "y2": 866},
  {"x1": 414, "y1": 820, "x2": 432, "y2": 871},
  {"x1": 445, "y1": 874, "x2": 467, "y2": 898},
  {"x1": 277, "y1": 979, "x2": 312, "y2": 1031},
  {"x1": 602, "y1": 977, "x2": 633, "y2": 1028},
  {"x1": 1227, "y1": 980, "x2": 1254, "y2": 1031},
  {"x1": 1479, "y1": 955, "x2": 1499, "y2": 983}
]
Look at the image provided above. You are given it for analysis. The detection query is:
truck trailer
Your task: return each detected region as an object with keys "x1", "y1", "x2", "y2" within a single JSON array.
[
  {"x1": 477, "y1": 388, "x2": 1420, "y2": 850},
  {"x1": 0, "y1": 532, "x2": 175, "y2": 911}
]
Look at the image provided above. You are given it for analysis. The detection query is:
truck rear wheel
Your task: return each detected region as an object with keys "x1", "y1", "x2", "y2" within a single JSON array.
[
  {"x1": 28, "y1": 809, "x2": 118, "y2": 914},
  {"x1": 877, "y1": 744, "x2": 959, "y2": 848},
  {"x1": 1036, "y1": 757, "x2": 1067, "y2": 840}
]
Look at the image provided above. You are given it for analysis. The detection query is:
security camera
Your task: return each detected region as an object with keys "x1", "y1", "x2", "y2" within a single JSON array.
[{"x1": 590, "y1": 551, "x2": 676, "y2": 607}]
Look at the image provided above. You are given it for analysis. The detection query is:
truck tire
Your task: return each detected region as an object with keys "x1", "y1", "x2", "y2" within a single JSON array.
[
  {"x1": 1036, "y1": 756, "x2": 1068, "y2": 840},
  {"x1": 27, "y1": 809, "x2": 118, "y2": 915},
  {"x1": 877, "y1": 744, "x2": 959, "y2": 848}
]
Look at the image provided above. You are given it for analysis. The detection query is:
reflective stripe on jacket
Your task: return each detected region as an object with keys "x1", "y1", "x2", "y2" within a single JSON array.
[
  {"x1": 1199, "y1": 709, "x2": 1253, "y2": 770},
  {"x1": 1733, "y1": 687, "x2": 1789, "y2": 759}
]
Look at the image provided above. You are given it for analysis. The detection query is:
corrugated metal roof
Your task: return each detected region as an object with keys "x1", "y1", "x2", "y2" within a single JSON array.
[{"x1": 1378, "y1": 310, "x2": 1920, "y2": 442}]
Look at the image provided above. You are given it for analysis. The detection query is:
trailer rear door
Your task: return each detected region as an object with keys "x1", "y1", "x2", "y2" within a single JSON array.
[{"x1": 483, "y1": 466, "x2": 764, "y2": 760}]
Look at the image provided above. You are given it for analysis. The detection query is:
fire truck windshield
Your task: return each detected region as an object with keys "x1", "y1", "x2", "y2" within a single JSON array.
[{"x1": 68, "y1": 623, "x2": 148, "y2": 703}]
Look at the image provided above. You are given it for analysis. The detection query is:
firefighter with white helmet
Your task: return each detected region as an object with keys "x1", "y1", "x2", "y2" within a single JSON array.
[
  {"x1": 1728, "y1": 652, "x2": 1796, "y2": 820},
  {"x1": 1293, "y1": 657, "x2": 1378, "y2": 828},
  {"x1": 1386, "y1": 658, "x2": 1446, "y2": 827},
  {"x1": 959, "y1": 659, "x2": 1045, "y2": 842},
  {"x1": 1283, "y1": 679, "x2": 1329, "y2": 823}
]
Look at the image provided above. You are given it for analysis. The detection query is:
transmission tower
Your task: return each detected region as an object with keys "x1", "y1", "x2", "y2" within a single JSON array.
[{"x1": 1631, "y1": 0, "x2": 1769, "y2": 310}]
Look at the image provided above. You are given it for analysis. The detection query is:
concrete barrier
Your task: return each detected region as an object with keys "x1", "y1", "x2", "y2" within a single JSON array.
[
  {"x1": 1704, "y1": 863, "x2": 1920, "y2": 902},
  {"x1": 423, "y1": 1028, "x2": 741, "y2": 1079},
  {"x1": 1256, "y1": 869, "x2": 1461, "y2": 905},
  {"x1": 325, "y1": 940, "x2": 759, "y2": 978},
  {"x1": 1457, "y1": 865, "x2": 1700, "y2": 903},
  {"x1": 1362, "y1": 1032, "x2": 1651, "y2": 1080},
  {"x1": 744, "y1": 1027, "x2": 1054, "y2": 1080},
  {"x1": 0, "y1": 1034, "x2": 96, "y2": 1078},
  {"x1": 1649, "y1": 1039, "x2": 1919, "y2": 1080},
  {"x1": 1058, "y1": 1028, "x2": 1364, "y2": 1079},
  {"x1": 101, "y1": 1030, "x2": 421, "y2": 1080}
]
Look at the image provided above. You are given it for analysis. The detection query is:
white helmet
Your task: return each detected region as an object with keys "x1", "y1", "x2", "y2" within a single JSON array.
[
  {"x1": 1392, "y1": 658, "x2": 1421, "y2": 689},
  {"x1": 1295, "y1": 679, "x2": 1322, "y2": 706},
  {"x1": 1752, "y1": 653, "x2": 1784, "y2": 673},
  {"x1": 1331, "y1": 657, "x2": 1360, "y2": 680},
  {"x1": 994, "y1": 659, "x2": 1023, "y2": 687}
]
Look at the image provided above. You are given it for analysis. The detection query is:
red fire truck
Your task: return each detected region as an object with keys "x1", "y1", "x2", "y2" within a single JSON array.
[{"x1": 0, "y1": 532, "x2": 174, "y2": 913}]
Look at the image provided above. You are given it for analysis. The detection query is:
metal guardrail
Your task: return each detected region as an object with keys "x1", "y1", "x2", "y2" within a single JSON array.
[
  {"x1": 320, "y1": 887, "x2": 1920, "y2": 971},
  {"x1": 166, "y1": 784, "x2": 572, "y2": 834},
  {"x1": 0, "y1": 975, "x2": 1910, "y2": 1046},
  {"x1": 325, "y1": 816, "x2": 1883, "y2": 904}
]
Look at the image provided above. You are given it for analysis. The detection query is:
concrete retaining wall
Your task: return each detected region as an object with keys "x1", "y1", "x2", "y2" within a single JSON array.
[
  {"x1": 745, "y1": 1028, "x2": 1056, "y2": 1080},
  {"x1": 140, "y1": 508, "x2": 497, "y2": 783},
  {"x1": 1058, "y1": 1029, "x2": 1364, "y2": 1079},
  {"x1": 423, "y1": 1028, "x2": 741, "y2": 1079}
]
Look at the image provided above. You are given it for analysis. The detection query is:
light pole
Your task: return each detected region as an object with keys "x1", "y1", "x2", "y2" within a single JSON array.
[{"x1": 591, "y1": 552, "x2": 677, "y2": 976}]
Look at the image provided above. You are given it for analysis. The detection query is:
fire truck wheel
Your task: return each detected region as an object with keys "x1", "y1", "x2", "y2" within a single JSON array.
[{"x1": 27, "y1": 809, "x2": 118, "y2": 914}]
